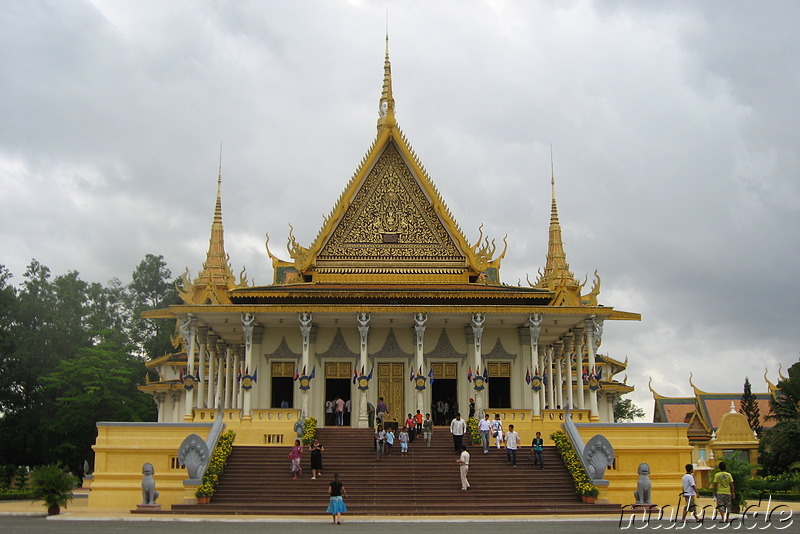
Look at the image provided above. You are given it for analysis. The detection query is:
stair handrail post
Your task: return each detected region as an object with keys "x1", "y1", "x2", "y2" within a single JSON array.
[
  {"x1": 200, "y1": 409, "x2": 226, "y2": 479},
  {"x1": 562, "y1": 407, "x2": 615, "y2": 487}
]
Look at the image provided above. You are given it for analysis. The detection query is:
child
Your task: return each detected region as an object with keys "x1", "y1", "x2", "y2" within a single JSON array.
[
  {"x1": 375, "y1": 424, "x2": 385, "y2": 461},
  {"x1": 385, "y1": 427, "x2": 395, "y2": 456},
  {"x1": 398, "y1": 426, "x2": 410, "y2": 456}
]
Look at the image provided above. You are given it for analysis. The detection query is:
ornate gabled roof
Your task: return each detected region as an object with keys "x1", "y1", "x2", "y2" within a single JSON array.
[
  {"x1": 266, "y1": 38, "x2": 506, "y2": 285},
  {"x1": 178, "y1": 162, "x2": 250, "y2": 304}
]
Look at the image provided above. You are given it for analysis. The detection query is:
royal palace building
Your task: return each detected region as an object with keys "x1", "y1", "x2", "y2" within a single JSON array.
[{"x1": 139, "y1": 40, "x2": 640, "y2": 429}]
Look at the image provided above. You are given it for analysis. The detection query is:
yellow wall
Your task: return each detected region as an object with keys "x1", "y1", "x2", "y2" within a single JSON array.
[{"x1": 90, "y1": 411, "x2": 300, "y2": 509}]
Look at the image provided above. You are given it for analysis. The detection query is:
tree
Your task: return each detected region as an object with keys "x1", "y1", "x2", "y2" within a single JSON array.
[
  {"x1": 740, "y1": 377, "x2": 763, "y2": 437},
  {"x1": 614, "y1": 397, "x2": 645, "y2": 422},
  {"x1": 41, "y1": 339, "x2": 156, "y2": 471},
  {"x1": 126, "y1": 254, "x2": 181, "y2": 359},
  {"x1": 759, "y1": 361, "x2": 800, "y2": 474}
]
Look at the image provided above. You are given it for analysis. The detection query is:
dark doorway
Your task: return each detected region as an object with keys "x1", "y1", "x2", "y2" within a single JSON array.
[
  {"x1": 325, "y1": 379, "x2": 351, "y2": 426},
  {"x1": 271, "y1": 377, "x2": 294, "y2": 408},
  {"x1": 488, "y1": 377, "x2": 511, "y2": 408},
  {"x1": 431, "y1": 379, "x2": 457, "y2": 425}
]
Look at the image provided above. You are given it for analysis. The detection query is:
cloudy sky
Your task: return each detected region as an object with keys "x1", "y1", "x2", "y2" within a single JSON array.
[{"x1": 2, "y1": 0, "x2": 798, "y2": 417}]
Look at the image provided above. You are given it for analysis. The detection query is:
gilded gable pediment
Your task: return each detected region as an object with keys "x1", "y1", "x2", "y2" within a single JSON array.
[{"x1": 317, "y1": 142, "x2": 464, "y2": 266}]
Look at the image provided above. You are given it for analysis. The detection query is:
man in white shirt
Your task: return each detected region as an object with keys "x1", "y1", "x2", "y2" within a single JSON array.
[
  {"x1": 450, "y1": 413, "x2": 467, "y2": 452},
  {"x1": 457, "y1": 445, "x2": 470, "y2": 490},
  {"x1": 325, "y1": 399, "x2": 334, "y2": 426},
  {"x1": 681, "y1": 464, "x2": 700, "y2": 522},
  {"x1": 505, "y1": 424, "x2": 520, "y2": 467},
  {"x1": 478, "y1": 414, "x2": 492, "y2": 454}
]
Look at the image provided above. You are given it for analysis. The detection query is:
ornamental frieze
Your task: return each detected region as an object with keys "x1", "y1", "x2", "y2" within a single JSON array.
[{"x1": 318, "y1": 143, "x2": 464, "y2": 262}]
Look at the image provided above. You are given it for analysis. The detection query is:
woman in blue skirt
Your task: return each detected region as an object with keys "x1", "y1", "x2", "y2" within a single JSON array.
[{"x1": 326, "y1": 472, "x2": 348, "y2": 524}]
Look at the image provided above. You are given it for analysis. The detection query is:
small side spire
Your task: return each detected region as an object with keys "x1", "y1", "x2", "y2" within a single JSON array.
[
  {"x1": 535, "y1": 146, "x2": 582, "y2": 305},
  {"x1": 377, "y1": 33, "x2": 396, "y2": 130}
]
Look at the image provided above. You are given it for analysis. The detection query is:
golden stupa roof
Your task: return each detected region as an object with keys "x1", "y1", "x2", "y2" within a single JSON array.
[{"x1": 265, "y1": 36, "x2": 506, "y2": 285}]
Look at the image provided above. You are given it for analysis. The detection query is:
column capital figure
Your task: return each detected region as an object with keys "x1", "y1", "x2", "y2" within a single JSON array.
[
  {"x1": 414, "y1": 313, "x2": 427, "y2": 353},
  {"x1": 299, "y1": 312, "x2": 313, "y2": 353},
  {"x1": 241, "y1": 313, "x2": 255, "y2": 352}
]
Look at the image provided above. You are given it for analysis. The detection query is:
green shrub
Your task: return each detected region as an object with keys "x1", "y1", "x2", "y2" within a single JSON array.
[
  {"x1": 301, "y1": 417, "x2": 317, "y2": 445},
  {"x1": 195, "y1": 430, "x2": 236, "y2": 499},
  {"x1": 551, "y1": 431, "x2": 598, "y2": 497},
  {"x1": 467, "y1": 418, "x2": 481, "y2": 444},
  {"x1": 30, "y1": 465, "x2": 78, "y2": 512}
]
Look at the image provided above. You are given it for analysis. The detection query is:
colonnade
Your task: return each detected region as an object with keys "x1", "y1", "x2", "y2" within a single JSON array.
[{"x1": 167, "y1": 312, "x2": 606, "y2": 423}]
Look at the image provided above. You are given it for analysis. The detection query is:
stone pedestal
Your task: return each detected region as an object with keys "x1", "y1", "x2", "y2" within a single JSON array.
[
  {"x1": 134, "y1": 503, "x2": 162, "y2": 513},
  {"x1": 182, "y1": 479, "x2": 200, "y2": 505}
]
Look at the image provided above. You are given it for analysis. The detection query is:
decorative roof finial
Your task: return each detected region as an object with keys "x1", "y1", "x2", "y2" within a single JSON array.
[{"x1": 377, "y1": 32, "x2": 396, "y2": 130}]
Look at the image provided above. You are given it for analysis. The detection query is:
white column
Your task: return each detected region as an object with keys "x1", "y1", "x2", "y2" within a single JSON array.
[
  {"x1": 215, "y1": 341, "x2": 225, "y2": 409},
  {"x1": 180, "y1": 315, "x2": 198, "y2": 421},
  {"x1": 197, "y1": 327, "x2": 208, "y2": 409},
  {"x1": 241, "y1": 313, "x2": 255, "y2": 420},
  {"x1": 357, "y1": 312, "x2": 370, "y2": 428},
  {"x1": 585, "y1": 318, "x2": 599, "y2": 419},
  {"x1": 538, "y1": 347, "x2": 546, "y2": 410},
  {"x1": 232, "y1": 347, "x2": 241, "y2": 409},
  {"x1": 529, "y1": 314, "x2": 542, "y2": 417},
  {"x1": 554, "y1": 341, "x2": 564, "y2": 409},
  {"x1": 171, "y1": 391, "x2": 181, "y2": 422},
  {"x1": 299, "y1": 312, "x2": 313, "y2": 419},
  {"x1": 414, "y1": 313, "x2": 427, "y2": 415},
  {"x1": 565, "y1": 334, "x2": 574, "y2": 410},
  {"x1": 224, "y1": 345, "x2": 233, "y2": 409},
  {"x1": 574, "y1": 328, "x2": 585, "y2": 410},
  {"x1": 471, "y1": 313, "x2": 485, "y2": 418},
  {"x1": 206, "y1": 334, "x2": 216, "y2": 409},
  {"x1": 546, "y1": 345, "x2": 555, "y2": 410},
  {"x1": 155, "y1": 393, "x2": 165, "y2": 423}
]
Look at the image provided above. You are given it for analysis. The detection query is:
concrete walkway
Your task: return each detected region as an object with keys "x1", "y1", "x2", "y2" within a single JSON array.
[{"x1": 1, "y1": 495, "x2": 796, "y2": 528}]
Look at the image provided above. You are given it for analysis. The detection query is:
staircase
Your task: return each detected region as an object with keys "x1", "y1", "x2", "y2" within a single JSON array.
[{"x1": 171, "y1": 427, "x2": 620, "y2": 515}]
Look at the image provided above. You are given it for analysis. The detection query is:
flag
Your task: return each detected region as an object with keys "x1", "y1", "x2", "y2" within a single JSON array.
[
  {"x1": 428, "y1": 367, "x2": 434, "y2": 385},
  {"x1": 467, "y1": 366, "x2": 473, "y2": 383},
  {"x1": 418, "y1": 366, "x2": 423, "y2": 377},
  {"x1": 302, "y1": 365, "x2": 306, "y2": 377},
  {"x1": 179, "y1": 368, "x2": 184, "y2": 383},
  {"x1": 367, "y1": 366, "x2": 374, "y2": 380},
  {"x1": 582, "y1": 367, "x2": 588, "y2": 383},
  {"x1": 410, "y1": 368, "x2": 415, "y2": 382},
  {"x1": 596, "y1": 367, "x2": 602, "y2": 380},
  {"x1": 525, "y1": 368, "x2": 531, "y2": 385},
  {"x1": 252, "y1": 368, "x2": 258, "y2": 383},
  {"x1": 309, "y1": 366, "x2": 316, "y2": 379},
  {"x1": 483, "y1": 366, "x2": 489, "y2": 382},
  {"x1": 293, "y1": 366, "x2": 299, "y2": 381},
  {"x1": 353, "y1": 368, "x2": 358, "y2": 384},
  {"x1": 237, "y1": 367, "x2": 242, "y2": 383}
]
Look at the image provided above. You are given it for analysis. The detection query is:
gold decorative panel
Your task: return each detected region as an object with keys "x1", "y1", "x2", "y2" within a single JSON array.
[
  {"x1": 317, "y1": 143, "x2": 464, "y2": 264},
  {"x1": 432, "y1": 362, "x2": 458, "y2": 379},
  {"x1": 324, "y1": 362, "x2": 352, "y2": 379},
  {"x1": 377, "y1": 362, "x2": 405, "y2": 423},
  {"x1": 271, "y1": 362, "x2": 296, "y2": 378},
  {"x1": 487, "y1": 362, "x2": 511, "y2": 378}
]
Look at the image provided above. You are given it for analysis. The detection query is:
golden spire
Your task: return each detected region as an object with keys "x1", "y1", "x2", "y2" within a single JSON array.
[
  {"x1": 534, "y1": 147, "x2": 582, "y2": 305},
  {"x1": 178, "y1": 147, "x2": 247, "y2": 305},
  {"x1": 377, "y1": 33, "x2": 396, "y2": 130}
]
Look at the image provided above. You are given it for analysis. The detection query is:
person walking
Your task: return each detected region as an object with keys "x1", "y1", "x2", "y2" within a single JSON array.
[
  {"x1": 531, "y1": 431, "x2": 544, "y2": 469},
  {"x1": 436, "y1": 399, "x2": 445, "y2": 425},
  {"x1": 376, "y1": 397, "x2": 388, "y2": 426},
  {"x1": 505, "y1": 424, "x2": 520, "y2": 467},
  {"x1": 414, "y1": 410, "x2": 424, "y2": 438},
  {"x1": 478, "y1": 413, "x2": 492, "y2": 454},
  {"x1": 325, "y1": 399, "x2": 334, "y2": 426},
  {"x1": 423, "y1": 413, "x2": 434, "y2": 446},
  {"x1": 468, "y1": 398, "x2": 475, "y2": 419},
  {"x1": 367, "y1": 401, "x2": 375, "y2": 428},
  {"x1": 326, "y1": 472, "x2": 348, "y2": 524},
  {"x1": 404, "y1": 414, "x2": 416, "y2": 443},
  {"x1": 375, "y1": 424, "x2": 386, "y2": 461},
  {"x1": 681, "y1": 464, "x2": 701, "y2": 523},
  {"x1": 289, "y1": 439, "x2": 303, "y2": 479},
  {"x1": 712, "y1": 461, "x2": 735, "y2": 523},
  {"x1": 450, "y1": 413, "x2": 467, "y2": 452},
  {"x1": 385, "y1": 426, "x2": 395, "y2": 456},
  {"x1": 334, "y1": 397, "x2": 345, "y2": 426},
  {"x1": 398, "y1": 426, "x2": 410, "y2": 456},
  {"x1": 457, "y1": 445, "x2": 470, "y2": 490},
  {"x1": 491, "y1": 414, "x2": 504, "y2": 449},
  {"x1": 309, "y1": 438, "x2": 324, "y2": 480}
]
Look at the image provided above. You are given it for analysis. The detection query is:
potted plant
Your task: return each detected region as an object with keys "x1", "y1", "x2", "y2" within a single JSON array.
[
  {"x1": 466, "y1": 418, "x2": 481, "y2": 445},
  {"x1": 30, "y1": 464, "x2": 78, "y2": 515},
  {"x1": 195, "y1": 482, "x2": 214, "y2": 504}
]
